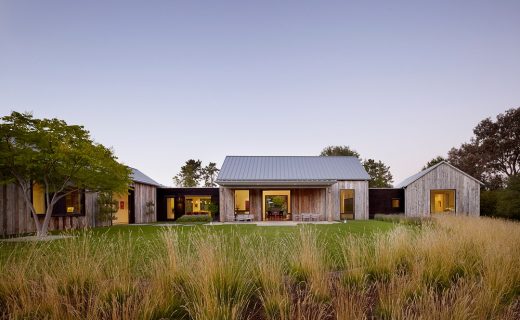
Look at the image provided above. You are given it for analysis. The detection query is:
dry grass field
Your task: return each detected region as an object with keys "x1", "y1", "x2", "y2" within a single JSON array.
[{"x1": 0, "y1": 216, "x2": 519, "y2": 319}]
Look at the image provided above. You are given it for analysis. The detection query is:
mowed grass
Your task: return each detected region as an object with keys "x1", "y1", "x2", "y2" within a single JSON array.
[{"x1": 1, "y1": 217, "x2": 519, "y2": 319}]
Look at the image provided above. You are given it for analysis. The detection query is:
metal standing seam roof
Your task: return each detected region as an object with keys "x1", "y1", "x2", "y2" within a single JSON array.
[
  {"x1": 130, "y1": 168, "x2": 163, "y2": 187},
  {"x1": 394, "y1": 161, "x2": 484, "y2": 188},
  {"x1": 216, "y1": 156, "x2": 371, "y2": 183}
]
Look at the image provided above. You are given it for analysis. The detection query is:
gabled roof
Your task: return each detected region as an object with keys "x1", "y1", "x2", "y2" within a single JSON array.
[
  {"x1": 130, "y1": 168, "x2": 162, "y2": 187},
  {"x1": 216, "y1": 156, "x2": 370, "y2": 186},
  {"x1": 395, "y1": 161, "x2": 484, "y2": 188}
]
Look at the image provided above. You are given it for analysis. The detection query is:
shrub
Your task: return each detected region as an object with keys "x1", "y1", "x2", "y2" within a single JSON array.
[
  {"x1": 175, "y1": 214, "x2": 212, "y2": 223},
  {"x1": 481, "y1": 190, "x2": 499, "y2": 216}
]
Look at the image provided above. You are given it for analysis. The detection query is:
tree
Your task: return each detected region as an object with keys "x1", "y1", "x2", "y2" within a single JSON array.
[
  {"x1": 0, "y1": 112, "x2": 131, "y2": 237},
  {"x1": 97, "y1": 192, "x2": 119, "y2": 226},
  {"x1": 446, "y1": 108, "x2": 520, "y2": 189},
  {"x1": 422, "y1": 156, "x2": 446, "y2": 170},
  {"x1": 173, "y1": 159, "x2": 202, "y2": 187},
  {"x1": 319, "y1": 145, "x2": 360, "y2": 158},
  {"x1": 473, "y1": 108, "x2": 520, "y2": 178},
  {"x1": 363, "y1": 159, "x2": 393, "y2": 187},
  {"x1": 447, "y1": 142, "x2": 496, "y2": 187},
  {"x1": 201, "y1": 162, "x2": 219, "y2": 187},
  {"x1": 320, "y1": 145, "x2": 393, "y2": 187}
]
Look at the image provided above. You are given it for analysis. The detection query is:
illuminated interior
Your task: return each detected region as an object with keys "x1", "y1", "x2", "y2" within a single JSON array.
[
  {"x1": 65, "y1": 190, "x2": 83, "y2": 214},
  {"x1": 392, "y1": 199, "x2": 400, "y2": 208},
  {"x1": 340, "y1": 189, "x2": 355, "y2": 220},
  {"x1": 113, "y1": 192, "x2": 129, "y2": 224},
  {"x1": 262, "y1": 190, "x2": 291, "y2": 220},
  {"x1": 185, "y1": 196, "x2": 211, "y2": 214},
  {"x1": 430, "y1": 190, "x2": 456, "y2": 213},
  {"x1": 166, "y1": 197, "x2": 175, "y2": 219},
  {"x1": 234, "y1": 190, "x2": 250, "y2": 214},
  {"x1": 32, "y1": 183, "x2": 46, "y2": 214}
]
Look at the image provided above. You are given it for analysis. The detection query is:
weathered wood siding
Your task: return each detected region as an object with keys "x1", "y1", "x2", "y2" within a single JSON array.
[
  {"x1": 0, "y1": 182, "x2": 158, "y2": 235},
  {"x1": 0, "y1": 184, "x2": 95, "y2": 236},
  {"x1": 333, "y1": 181, "x2": 369, "y2": 220},
  {"x1": 291, "y1": 188, "x2": 327, "y2": 220},
  {"x1": 133, "y1": 183, "x2": 157, "y2": 224},
  {"x1": 219, "y1": 187, "x2": 234, "y2": 222},
  {"x1": 404, "y1": 163, "x2": 481, "y2": 217}
]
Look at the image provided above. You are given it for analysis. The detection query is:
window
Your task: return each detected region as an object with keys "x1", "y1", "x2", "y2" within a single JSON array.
[
  {"x1": 52, "y1": 189, "x2": 85, "y2": 216},
  {"x1": 65, "y1": 191, "x2": 82, "y2": 214},
  {"x1": 185, "y1": 196, "x2": 212, "y2": 215},
  {"x1": 340, "y1": 189, "x2": 355, "y2": 220},
  {"x1": 430, "y1": 190, "x2": 456, "y2": 214},
  {"x1": 234, "y1": 190, "x2": 250, "y2": 214},
  {"x1": 391, "y1": 199, "x2": 400, "y2": 208},
  {"x1": 263, "y1": 190, "x2": 291, "y2": 221},
  {"x1": 32, "y1": 183, "x2": 46, "y2": 214},
  {"x1": 166, "y1": 197, "x2": 175, "y2": 219}
]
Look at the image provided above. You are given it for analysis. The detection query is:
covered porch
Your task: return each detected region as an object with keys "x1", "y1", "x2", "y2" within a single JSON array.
[{"x1": 219, "y1": 185, "x2": 336, "y2": 222}]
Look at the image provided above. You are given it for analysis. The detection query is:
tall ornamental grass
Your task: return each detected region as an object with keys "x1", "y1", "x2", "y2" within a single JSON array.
[{"x1": 0, "y1": 216, "x2": 519, "y2": 319}]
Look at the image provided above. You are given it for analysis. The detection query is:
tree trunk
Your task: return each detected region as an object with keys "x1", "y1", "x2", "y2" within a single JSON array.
[{"x1": 38, "y1": 206, "x2": 54, "y2": 237}]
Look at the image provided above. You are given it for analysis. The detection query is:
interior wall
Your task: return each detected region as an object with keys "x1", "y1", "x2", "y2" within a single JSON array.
[{"x1": 113, "y1": 192, "x2": 129, "y2": 224}]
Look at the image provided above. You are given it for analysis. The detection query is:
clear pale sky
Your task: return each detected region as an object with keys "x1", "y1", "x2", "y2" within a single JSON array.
[{"x1": 1, "y1": 1, "x2": 519, "y2": 186}]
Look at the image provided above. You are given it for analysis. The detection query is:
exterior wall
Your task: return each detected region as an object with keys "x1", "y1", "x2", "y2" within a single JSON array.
[
  {"x1": 219, "y1": 187, "x2": 234, "y2": 222},
  {"x1": 333, "y1": 181, "x2": 369, "y2": 220},
  {"x1": 133, "y1": 183, "x2": 157, "y2": 224},
  {"x1": 0, "y1": 182, "x2": 157, "y2": 235},
  {"x1": 404, "y1": 163, "x2": 481, "y2": 217},
  {"x1": 218, "y1": 181, "x2": 369, "y2": 222},
  {"x1": 369, "y1": 188, "x2": 405, "y2": 216},
  {"x1": 0, "y1": 183, "x2": 96, "y2": 236}
]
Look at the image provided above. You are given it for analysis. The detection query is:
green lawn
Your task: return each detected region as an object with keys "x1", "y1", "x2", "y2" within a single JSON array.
[{"x1": 0, "y1": 220, "x2": 394, "y2": 262}]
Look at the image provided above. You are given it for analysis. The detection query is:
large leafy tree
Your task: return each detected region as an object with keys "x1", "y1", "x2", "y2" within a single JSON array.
[
  {"x1": 445, "y1": 108, "x2": 520, "y2": 189},
  {"x1": 473, "y1": 108, "x2": 520, "y2": 178},
  {"x1": 319, "y1": 145, "x2": 360, "y2": 158},
  {"x1": 363, "y1": 159, "x2": 393, "y2": 187},
  {"x1": 422, "y1": 156, "x2": 446, "y2": 170},
  {"x1": 201, "y1": 162, "x2": 219, "y2": 187},
  {"x1": 173, "y1": 159, "x2": 203, "y2": 187},
  {"x1": 320, "y1": 145, "x2": 393, "y2": 187},
  {"x1": 0, "y1": 112, "x2": 131, "y2": 237}
]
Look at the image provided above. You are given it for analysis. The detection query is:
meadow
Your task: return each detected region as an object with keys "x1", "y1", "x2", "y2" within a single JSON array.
[{"x1": 0, "y1": 216, "x2": 519, "y2": 319}]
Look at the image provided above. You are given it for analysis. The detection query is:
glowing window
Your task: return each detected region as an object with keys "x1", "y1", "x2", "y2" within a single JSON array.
[
  {"x1": 391, "y1": 199, "x2": 400, "y2": 208},
  {"x1": 32, "y1": 183, "x2": 46, "y2": 214},
  {"x1": 234, "y1": 190, "x2": 250, "y2": 214},
  {"x1": 430, "y1": 190, "x2": 456, "y2": 213}
]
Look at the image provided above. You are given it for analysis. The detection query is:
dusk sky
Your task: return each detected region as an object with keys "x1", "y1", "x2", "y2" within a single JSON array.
[{"x1": 1, "y1": 1, "x2": 519, "y2": 186}]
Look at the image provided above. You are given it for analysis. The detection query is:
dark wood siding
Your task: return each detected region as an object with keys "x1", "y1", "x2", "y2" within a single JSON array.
[{"x1": 369, "y1": 188, "x2": 404, "y2": 217}]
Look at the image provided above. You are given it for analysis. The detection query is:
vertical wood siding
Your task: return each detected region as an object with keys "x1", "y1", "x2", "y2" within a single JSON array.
[
  {"x1": 335, "y1": 181, "x2": 369, "y2": 220},
  {"x1": 0, "y1": 184, "x2": 94, "y2": 236},
  {"x1": 133, "y1": 183, "x2": 157, "y2": 224},
  {"x1": 0, "y1": 183, "x2": 159, "y2": 235},
  {"x1": 404, "y1": 163, "x2": 481, "y2": 217}
]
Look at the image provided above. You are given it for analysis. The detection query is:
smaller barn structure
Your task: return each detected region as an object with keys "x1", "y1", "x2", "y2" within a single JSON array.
[
  {"x1": 395, "y1": 161, "x2": 483, "y2": 217},
  {"x1": 0, "y1": 167, "x2": 161, "y2": 236}
]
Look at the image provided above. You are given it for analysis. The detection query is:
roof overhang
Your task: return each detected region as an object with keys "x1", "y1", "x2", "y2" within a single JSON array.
[{"x1": 216, "y1": 180, "x2": 337, "y2": 187}]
